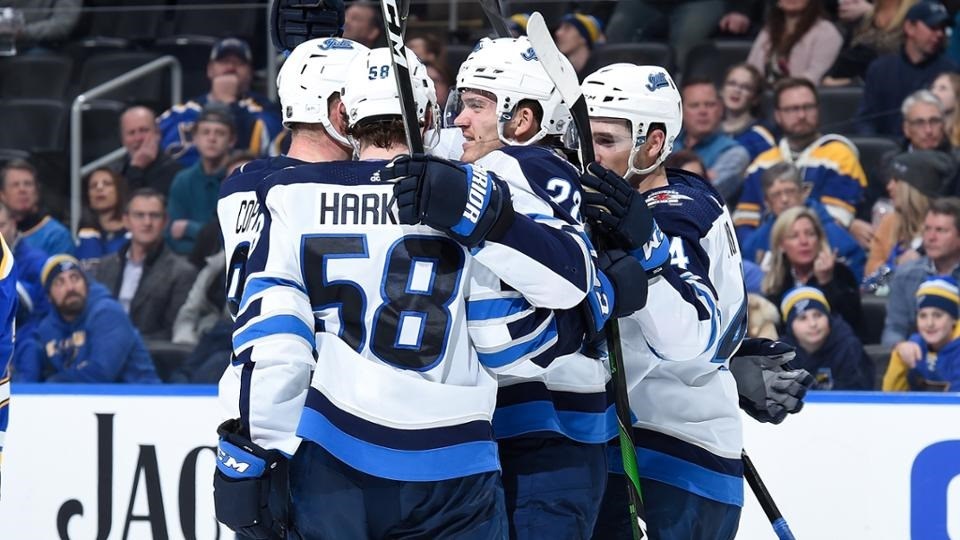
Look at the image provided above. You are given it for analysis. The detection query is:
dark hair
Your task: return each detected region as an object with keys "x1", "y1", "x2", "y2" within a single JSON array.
[
  {"x1": 765, "y1": 0, "x2": 825, "y2": 57},
  {"x1": 773, "y1": 77, "x2": 818, "y2": 109},
  {"x1": 125, "y1": 187, "x2": 167, "y2": 212},
  {"x1": 680, "y1": 75, "x2": 719, "y2": 97},
  {"x1": 723, "y1": 62, "x2": 766, "y2": 118},
  {"x1": 664, "y1": 150, "x2": 705, "y2": 172},
  {"x1": 347, "y1": 116, "x2": 407, "y2": 150},
  {"x1": 0, "y1": 159, "x2": 37, "y2": 190},
  {"x1": 225, "y1": 152, "x2": 258, "y2": 174},
  {"x1": 82, "y1": 167, "x2": 128, "y2": 222},
  {"x1": 928, "y1": 197, "x2": 960, "y2": 232}
]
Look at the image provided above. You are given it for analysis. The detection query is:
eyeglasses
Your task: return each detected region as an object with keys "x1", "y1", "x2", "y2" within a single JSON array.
[
  {"x1": 127, "y1": 211, "x2": 164, "y2": 221},
  {"x1": 723, "y1": 80, "x2": 755, "y2": 93},
  {"x1": 906, "y1": 116, "x2": 944, "y2": 128},
  {"x1": 767, "y1": 186, "x2": 801, "y2": 200},
  {"x1": 777, "y1": 103, "x2": 817, "y2": 115}
]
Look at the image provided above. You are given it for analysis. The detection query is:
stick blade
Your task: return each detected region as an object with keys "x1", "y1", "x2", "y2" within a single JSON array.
[{"x1": 525, "y1": 12, "x2": 582, "y2": 106}]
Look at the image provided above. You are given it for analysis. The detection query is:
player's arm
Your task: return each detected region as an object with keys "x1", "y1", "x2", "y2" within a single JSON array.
[{"x1": 385, "y1": 154, "x2": 592, "y2": 310}]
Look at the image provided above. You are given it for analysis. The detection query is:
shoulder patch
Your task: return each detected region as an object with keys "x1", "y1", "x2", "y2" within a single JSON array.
[{"x1": 646, "y1": 190, "x2": 693, "y2": 207}]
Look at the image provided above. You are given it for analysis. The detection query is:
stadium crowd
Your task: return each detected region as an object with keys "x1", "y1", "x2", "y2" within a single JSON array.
[{"x1": 3, "y1": 0, "x2": 960, "y2": 391}]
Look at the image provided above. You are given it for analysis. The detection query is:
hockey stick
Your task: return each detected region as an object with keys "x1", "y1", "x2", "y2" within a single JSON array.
[
  {"x1": 379, "y1": 0, "x2": 423, "y2": 153},
  {"x1": 742, "y1": 450, "x2": 797, "y2": 540},
  {"x1": 478, "y1": 0, "x2": 511, "y2": 38},
  {"x1": 525, "y1": 12, "x2": 647, "y2": 540}
]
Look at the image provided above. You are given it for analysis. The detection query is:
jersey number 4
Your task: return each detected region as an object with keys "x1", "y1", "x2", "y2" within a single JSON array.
[{"x1": 302, "y1": 234, "x2": 464, "y2": 372}]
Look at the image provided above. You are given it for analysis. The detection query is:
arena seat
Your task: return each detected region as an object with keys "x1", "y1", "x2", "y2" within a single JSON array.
[
  {"x1": 863, "y1": 343, "x2": 892, "y2": 390},
  {"x1": 819, "y1": 86, "x2": 865, "y2": 135},
  {"x1": 848, "y1": 136, "x2": 900, "y2": 191},
  {"x1": 585, "y1": 42, "x2": 673, "y2": 73},
  {"x1": 682, "y1": 40, "x2": 753, "y2": 84},
  {"x1": 77, "y1": 52, "x2": 167, "y2": 106},
  {"x1": 860, "y1": 293, "x2": 887, "y2": 345},
  {"x1": 0, "y1": 99, "x2": 67, "y2": 152},
  {"x1": 0, "y1": 55, "x2": 73, "y2": 100},
  {"x1": 154, "y1": 35, "x2": 218, "y2": 98},
  {"x1": 80, "y1": 99, "x2": 126, "y2": 162}
]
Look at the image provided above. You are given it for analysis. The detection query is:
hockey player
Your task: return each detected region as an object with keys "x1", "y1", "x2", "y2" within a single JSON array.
[
  {"x1": 218, "y1": 36, "x2": 369, "y2": 317},
  {"x1": 581, "y1": 64, "x2": 811, "y2": 539},
  {"x1": 0, "y1": 236, "x2": 15, "y2": 497},
  {"x1": 214, "y1": 48, "x2": 642, "y2": 539}
]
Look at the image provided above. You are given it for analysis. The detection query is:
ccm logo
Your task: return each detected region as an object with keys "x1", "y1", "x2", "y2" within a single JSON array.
[{"x1": 217, "y1": 448, "x2": 251, "y2": 474}]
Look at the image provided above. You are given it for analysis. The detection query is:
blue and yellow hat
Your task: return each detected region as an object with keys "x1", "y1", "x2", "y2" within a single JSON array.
[
  {"x1": 561, "y1": 13, "x2": 604, "y2": 49},
  {"x1": 781, "y1": 286, "x2": 831, "y2": 325},
  {"x1": 916, "y1": 276, "x2": 960, "y2": 319},
  {"x1": 508, "y1": 13, "x2": 530, "y2": 36},
  {"x1": 41, "y1": 254, "x2": 83, "y2": 291}
]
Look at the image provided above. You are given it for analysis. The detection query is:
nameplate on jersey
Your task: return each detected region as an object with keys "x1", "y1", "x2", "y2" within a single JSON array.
[{"x1": 313, "y1": 184, "x2": 399, "y2": 226}]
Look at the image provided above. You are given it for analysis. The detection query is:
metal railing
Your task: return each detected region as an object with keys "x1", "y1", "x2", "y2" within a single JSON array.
[{"x1": 69, "y1": 55, "x2": 182, "y2": 235}]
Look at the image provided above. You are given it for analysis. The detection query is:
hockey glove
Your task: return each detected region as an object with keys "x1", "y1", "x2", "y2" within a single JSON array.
[
  {"x1": 213, "y1": 419, "x2": 291, "y2": 540},
  {"x1": 385, "y1": 154, "x2": 515, "y2": 248},
  {"x1": 580, "y1": 162, "x2": 654, "y2": 251},
  {"x1": 270, "y1": 0, "x2": 345, "y2": 51},
  {"x1": 599, "y1": 249, "x2": 648, "y2": 318},
  {"x1": 729, "y1": 338, "x2": 815, "y2": 425}
]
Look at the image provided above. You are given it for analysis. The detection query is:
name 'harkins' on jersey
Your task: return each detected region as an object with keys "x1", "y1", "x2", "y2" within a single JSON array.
[{"x1": 316, "y1": 184, "x2": 400, "y2": 226}]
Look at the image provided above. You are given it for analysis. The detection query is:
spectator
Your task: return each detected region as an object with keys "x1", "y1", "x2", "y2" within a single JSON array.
[
  {"x1": 0, "y1": 160, "x2": 73, "y2": 257},
  {"x1": 900, "y1": 89, "x2": 950, "y2": 151},
  {"x1": 116, "y1": 105, "x2": 182, "y2": 197},
  {"x1": 158, "y1": 38, "x2": 282, "y2": 166},
  {"x1": 720, "y1": 63, "x2": 776, "y2": 161},
  {"x1": 343, "y1": 1, "x2": 382, "y2": 48},
  {"x1": 866, "y1": 151, "x2": 952, "y2": 277},
  {"x1": 508, "y1": 13, "x2": 531, "y2": 37},
  {"x1": 75, "y1": 168, "x2": 128, "y2": 272},
  {"x1": 407, "y1": 33, "x2": 445, "y2": 68},
  {"x1": 742, "y1": 162, "x2": 866, "y2": 281},
  {"x1": 172, "y1": 250, "x2": 226, "y2": 346},
  {"x1": 664, "y1": 149, "x2": 707, "y2": 177},
  {"x1": 93, "y1": 188, "x2": 196, "y2": 341},
  {"x1": 674, "y1": 77, "x2": 751, "y2": 202},
  {"x1": 166, "y1": 105, "x2": 235, "y2": 255},
  {"x1": 734, "y1": 78, "x2": 870, "y2": 246},
  {"x1": 883, "y1": 197, "x2": 960, "y2": 346},
  {"x1": 555, "y1": 13, "x2": 604, "y2": 78},
  {"x1": 824, "y1": 0, "x2": 919, "y2": 85},
  {"x1": 604, "y1": 1, "x2": 756, "y2": 70},
  {"x1": 0, "y1": 201, "x2": 48, "y2": 335},
  {"x1": 762, "y1": 206, "x2": 863, "y2": 333},
  {"x1": 14, "y1": 255, "x2": 161, "y2": 383},
  {"x1": 780, "y1": 286, "x2": 874, "y2": 389},
  {"x1": 747, "y1": 0, "x2": 843, "y2": 85},
  {"x1": 856, "y1": 1, "x2": 956, "y2": 136},
  {"x1": 930, "y1": 71, "x2": 960, "y2": 146},
  {"x1": 883, "y1": 275, "x2": 960, "y2": 390},
  {"x1": 5, "y1": 0, "x2": 80, "y2": 50}
]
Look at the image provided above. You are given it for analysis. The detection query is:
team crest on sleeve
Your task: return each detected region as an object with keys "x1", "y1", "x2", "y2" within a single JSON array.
[{"x1": 646, "y1": 190, "x2": 692, "y2": 207}]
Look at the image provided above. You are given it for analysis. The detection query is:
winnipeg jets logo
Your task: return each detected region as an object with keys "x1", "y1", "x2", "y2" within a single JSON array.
[
  {"x1": 646, "y1": 190, "x2": 692, "y2": 207},
  {"x1": 646, "y1": 72, "x2": 669, "y2": 92},
  {"x1": 318, "y1": 38, "x2": 354, "y2": 50},
  {"x1": 521, "y1": 47, "x2": 538, "y2": 61}
]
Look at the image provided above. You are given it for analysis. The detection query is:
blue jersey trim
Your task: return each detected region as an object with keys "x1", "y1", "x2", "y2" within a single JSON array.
[
  {"x1": 297, "y1": 407, "x2": 500, "y2": 482},
  {"x1": 476, "y1": 317, "x2": 558, "y2": 368},
  {"x1": 240, "y1": 277, "x2": 306, "y2": 312},
  {"x1": 467, "y1": 296, "x2": 530, "y2": 321},
  {"x1": 233, "y1": 314, "x2": 315, "y2": 350},
  {"x1": 493, "y1": 400, "x2": 618, "y2": 443}
]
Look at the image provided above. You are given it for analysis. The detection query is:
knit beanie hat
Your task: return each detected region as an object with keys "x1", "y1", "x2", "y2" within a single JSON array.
[
  {"x1": 916, "y1": 276, "x2": 960, "y2": 319},
  {"x1": 41, "y1": 254, "x2": 83, "y2": 291},
  {"x1": 561, "y1": 13, "x2": 604, "y2": 49},
  {"x1": 781, "y1": 286, "x2": 831, "y2": 326}
]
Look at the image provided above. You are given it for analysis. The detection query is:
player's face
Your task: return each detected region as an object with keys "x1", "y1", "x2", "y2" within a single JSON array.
[
  {"x1": 590, "y1": 118, "x2": 633, "y2": 177},
  {"x1": 454, "y1": 90, "x2": 504, "y2": 163},
  {"x1": 194, "y1": 121, "x2": 235, "y2": 162},
  {"x1": 123, "y1": 196, "x2": 167, "y2": 248},
  {"x1": 903, "y1": 101, "x2": 944, "y2": 151},
  {"x1": 120, "y1": 107, "x2": 157, "y2": 154},
  {"x1": 791, "y1": 309, "x2": 829, "y2": 351},
  {"x1": 781, "y1": 216, "x2": 819, "y2": 267},
  {"x1": 87, "y1": 170, "x2": 118, "y2": 213},
  {"x1": 775, "y1": 86, "x2": 819, "y2": 139},
  {"x1": 917, "y1": 306, "x2": 956, "y2": 348},
  {"x1": 49, "y1": 269, "x2": 87, "y2": 320},
  {"x1": 764, "y1": 178, "x2": 803, "y2": 216},
  {"x1": 681, "y1": 83, "x2": 722, "y2": 139},
  {"x1": 0, "y1": 168, "x2": 39, "y2": 215},
  {"x1": 922, "y1": 212, "x2": 960, "y2": 262}
]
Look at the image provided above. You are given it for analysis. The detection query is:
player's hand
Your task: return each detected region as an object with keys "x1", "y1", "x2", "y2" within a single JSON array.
[
  {"x1": 384, "y1": 154, "x2": 514, "y2": 248},
  {"x1": 729, "y1": 338, "x2": 814, "y2": 424},
  {"x1": 598, "y1": 249, "x2": 648, "y2": 317},
  {"x1": 580, "y1": 162, "x2": 653, "y2": 251},
  {"x1": 895, "y1": 340, "x2": 922, "y2": 368}
]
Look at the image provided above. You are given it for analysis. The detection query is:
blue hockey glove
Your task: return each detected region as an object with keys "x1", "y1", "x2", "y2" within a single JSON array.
[
  {"x1": 384, "y1": 154, "x2": 515, "y2": 248},
  {"x1": 213, "y1": 419, "x2": 290, "y2": 540},
  {"x1": 580, "y1": 162, "x2": 654, "y2": 251},
  {"x1": 271, "y1": 0, "x2": 345, "y2": 51},
  {"x1": 729, "y1": 338, "x2": 815, "y2": 424},
  {"x1": 628, "y1": 220, "x2": 670, "y2": 278}
]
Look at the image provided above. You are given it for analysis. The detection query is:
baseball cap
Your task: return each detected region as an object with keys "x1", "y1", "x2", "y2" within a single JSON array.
[
  {"x1": 906, "y1": 1, "x2": 950, "y2": 29},
  {"x1": 889, "y1": 150, "x2": 956, "y2": 198},
  {"x1": 196, "y1": 102, "x2": 237, "y2": 133},
  {"x1": 210, "y1": 37, "x2": 253, "y2": 63}
]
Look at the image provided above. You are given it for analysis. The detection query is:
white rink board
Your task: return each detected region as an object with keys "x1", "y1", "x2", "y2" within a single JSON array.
[{"x1": 0, "y1": 386, "x2": 958, "y2": 540}]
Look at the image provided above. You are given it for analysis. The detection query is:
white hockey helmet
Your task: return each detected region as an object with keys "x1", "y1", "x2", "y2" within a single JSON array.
[
  {"x1": 582, "y1": 63, "x2": 682, "y2": 179},
  {"x1": 454, "y1": 36, "x2": 572, "y2": 146},
  {"x1": 276, "y1": 37, "x2": 370, "y2": 146},
  {"x1": 340, "y1": 47, "x2": 440, "y2": 147}
]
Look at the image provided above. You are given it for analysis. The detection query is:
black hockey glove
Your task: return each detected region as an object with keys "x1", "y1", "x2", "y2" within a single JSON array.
[
  {"x1": 580, "y1": 162, "x2": 654, "y2": 252},
  {"x1": 270, "y1": 0, "x2": 345, "y2": 51},
  {"x1": 213, "y1": 419, "x2": 291, "y2": 540},
  {"x1": 384, "y1": 154, "x2": 515, "y2": 248},
  {"x1": 729, "y1": 338, "x2": 815, "y2": 425},
  {"x1": 599, "y1": 249, "x2": 648, "y2": 318}
]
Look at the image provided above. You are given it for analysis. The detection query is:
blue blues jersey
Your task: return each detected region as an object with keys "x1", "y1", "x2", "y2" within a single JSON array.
[
  {"x1": 75, "y1": 226, "x2": 129, "y2": 270},
  {"x1": 220, "y1": 160, "x2": 586, "y2": 482},
  {"x1": 0, "y1": 237, "x2": 17, "y2": 460},
  {"x1": 612, "y1": 168, "x2": 748, "y2": 507},
  {"x1": 475, "y1": 145, "x2": 617, "y2": 445}
]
